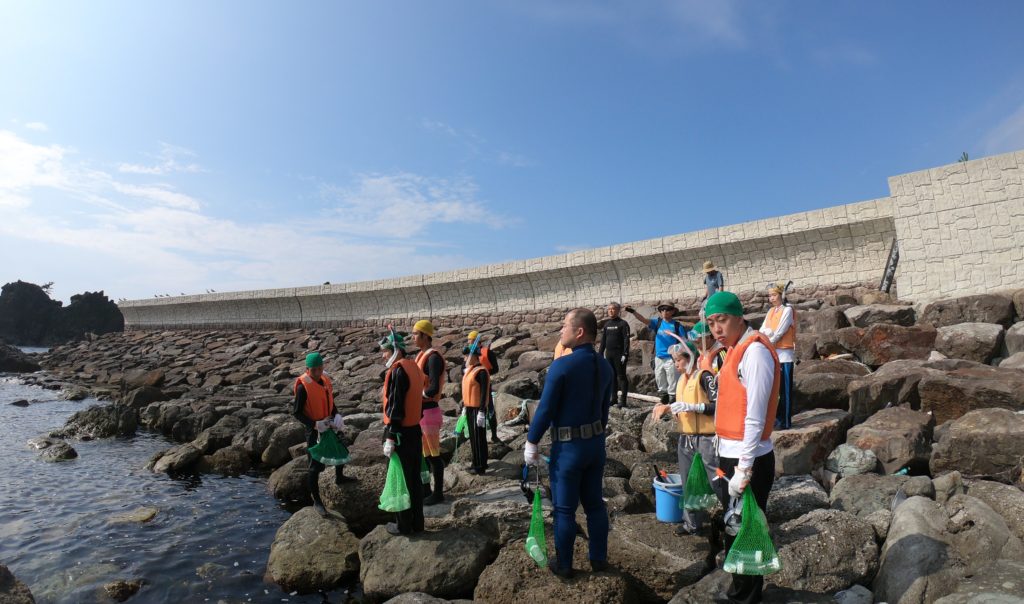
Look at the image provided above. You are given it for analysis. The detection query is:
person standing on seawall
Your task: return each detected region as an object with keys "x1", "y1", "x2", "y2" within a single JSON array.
[
  {"x1": 598, "y1": 302, "x2": 631, "y2": 407},
  {"x1": 524, "y1": 308, "x2": 614, "y2": 578},
  {"x1": 624, "y1": 301, "x2": 686, "y2": 404},
  {"x1": 759, "y1": 282, "x2": 796, "y2": 429},
  {"x1": 411, "y1": 320, "x2": 447, "y2": 505},
  {"x1": 702, "y1": 261, "x2": 725, "y2": 303},
  {"x1": 292, "y1": 352, "x2": 355, "y2": 518},
  {"x1": 706, "y1": 291, "x2": 780, "y2": 604}
]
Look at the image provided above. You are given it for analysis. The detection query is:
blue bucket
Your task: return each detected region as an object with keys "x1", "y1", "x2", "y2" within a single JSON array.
[{"x1": 653, "y1": 474, "x2": 683, "y2": 523}]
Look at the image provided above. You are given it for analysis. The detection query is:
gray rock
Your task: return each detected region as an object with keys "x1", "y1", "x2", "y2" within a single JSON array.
[
  {"x1": 917, "y1": 363, "x2": 1024, "y2": 425},
  {"x1": 903, "y1": 475, "x2": 935, "y2": 499},
  {"x1": 268, "y1": 456, "x2": 312, "y2": 504},
  {"x1": 0, "y1": 563, "x2": 35, "y2": 604},
  {"x1": 606, "y1": 513, "x2": 712, "y2": 601},
  {"x1": 844, "y1": 304, "x2": 916, "y2": 328},
  {"x1": 791, "y1": 372, "x2": 854, "y2": 413},
  {"x1": 846, "y1": 359, "x2": 937, "y2": 423},
  {"x1": 830, "y1": 473, "x2": 910, "y2": 518},
  {"x1": 360, "y1": 525, "x2": 496, "y2": 600},
  {"x1": 191, "y1": 424, "x2": 236, "y2": 454},
  {"x1": 28, "y1": 436, "x2": 78, "y2": 462},
  {"x1": 102, "y1": 579, "x2": 143, "y2": 602},
  {"x1": 966, "y1": 479, "x2": 1024, "y2": 542},
  {"x1": 772, "y1": 509, "x2": 878, "y2": 593},
  {"x1": 669, "y1": 569, "x2": 732, "y2": 604},
  {"x1": 766, "y1": 475, "x2": 830, "y2": 523},
  {"x1": 932, "y1": 559, "x2": 1024, "y2": 603},
  {"x1": 640, "y1": 412, "x2": 677, "y2": 454},
  {"x1": 319, "y1": 462, "x2": 391, "y2": 535},
  {"x1": 930, "y1": 408, "x2": 1024, "y2": 483},
  {"x1": 230, "y1": 419, "x2": 277, "y2": 462},
  {"x1": 833, "y1": 584, "x2": 873, "y2": 604},
  {"x1": 932, "y1": 471, "x2": 965, "y2": 504},
  {"x1": 1004, "y1": 321, "x2": 1024, "y2": 356},
  {"x1": 798, "y1": 306, "x2": 851, "y2": 334},
  {"x1": 267, "y1": 506, "x2": 359, "y2": 594},
  {"x1": 197, "y1": 444, "x2": 251, "y2": 476},
  {"x1": 1000, "y1": 351, "x2": 1024, "y2": 370},
  {"x1": 150, "y1": 443, "x2": 201, "y2": 474},
  {"x1": 771, "y1": 409, "x2": 852, "y2": 476},
  {"x1": 920, "y1": 293, "x2": 1016, "y2": 328},
  {"x1": 383, "y1": 594, "x2": 452, "y2": 604},
  {"x1": 60, "y1": 404, "x2": 138, "y2": 439},
  {"x1": 864, "y1": 509, "x2": 892, "y2": 542},
  {"x1": 846, "y1": 406, "x2": 934, "y2": 474},
  {"x1": 495, "y1": 373, "x2": 541, "y2": 399},
  {"x1": 261, "y1": 421, "x2": 306, "y2": 468},
  {"x1": 935, "y1": 322, "x2": 1005, "y2": 364},
  {"x1": 796, "y1": 358, "x2": 871, "y2": 376},
  {"x1": 824, "y1": 443, "x2": 879, "y2": 478}
]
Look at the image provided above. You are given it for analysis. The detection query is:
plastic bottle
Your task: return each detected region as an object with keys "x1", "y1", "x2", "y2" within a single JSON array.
[{"x1": 526, "y1": 536, "x2": 546, "y2": 565}]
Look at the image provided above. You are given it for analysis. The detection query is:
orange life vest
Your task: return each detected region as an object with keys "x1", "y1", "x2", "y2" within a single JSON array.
[
  {"x1": 716, "y1": 332, "x2": 780, "y2": 441},
  {"x1": 461, "y1": 365, "x2": 489, "y2": 408},
  {"x1": 415, "y1": 348, "x2": 446, "y2": 403},
  {"x1": 765, "y1": 305, "x2": 797, "y2": 350},
  {"x1": 674, "y1": 373, "x2": 715, "y2": 435},
  {"x1": 381, "y1": 358, "x2": 425, "y2": 428},
  {"x1": 554, "y1": 342, "x2": 573, "y2": 358},
  {"x1": 294, "y1": 372, "x2": 334, "y2": 421}
]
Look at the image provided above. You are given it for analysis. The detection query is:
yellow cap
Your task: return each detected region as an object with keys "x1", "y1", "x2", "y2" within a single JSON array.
[
  {"x1": 413, "y1": 319, "x2": 435, "y2": 337},
  {"x1": 467, "y1": 330, "x2": 479, "y2": 341}
]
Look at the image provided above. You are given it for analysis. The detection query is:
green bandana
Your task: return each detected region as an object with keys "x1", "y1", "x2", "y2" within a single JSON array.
[
  {"x1": 705, "y1": 291, "x2": 744, "y2": 318},
  {"x1": 305, "y1": 352, "x2": 324, "y2": 368}
]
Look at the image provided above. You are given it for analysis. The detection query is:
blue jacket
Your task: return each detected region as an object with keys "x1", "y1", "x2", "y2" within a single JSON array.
[{"x1": 527, "y1": 343, "x2": 613, "y2": 443}]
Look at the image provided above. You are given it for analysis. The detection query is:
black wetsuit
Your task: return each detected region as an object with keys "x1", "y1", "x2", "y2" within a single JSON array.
[{"x1": 599, "y1": 317, "x2": 631, "y2": 405}]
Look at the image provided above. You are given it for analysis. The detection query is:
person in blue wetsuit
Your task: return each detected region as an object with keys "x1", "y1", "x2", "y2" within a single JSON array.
[{"x1": 524, "y1": 308, "x2": 614, "y2": 578}]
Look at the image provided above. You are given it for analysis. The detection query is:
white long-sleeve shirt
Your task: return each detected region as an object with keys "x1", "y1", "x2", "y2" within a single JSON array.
[
  {"x1": 759, "y1": 305, "x2": 795, "y2": 363},
  {"x1": 717, "y1": 328, "x2": 776, "y2": 469}
]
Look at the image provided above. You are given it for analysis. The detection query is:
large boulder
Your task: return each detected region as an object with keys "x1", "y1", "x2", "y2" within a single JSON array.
[
  {"x1": 261, "y1": 421, "x2": 307, "y2": 468},
  {"x1": 33, "y1": 437, "x2": 77, "y2": 462},
  {"x1": 797, "y1": 359, "x2": 870, "y2": 377},
  {"x1": 607, "y1": 514, "x2": 712, "y2": 601},
  {"x1": 318, "y1": 462, "x2": 391, "y2": 535},
  {"x1": 495, "y1": 373, "x2": 541, "y2": 399},
  {"x1": 474, "y1": 537, "x2": 640, "y2": 604},
  {"x1": 830, "y1": 473, "x2": 911, "y2": 518},
  {"x1": 231, "y1": 419, "x2": 278, "y2": 462},
  {"x1": 799, "y1": 306, "x2": 851, "y2": 334},
  {"x1": 197, "y1": 444, "x2": 252, "y2": 476},
  {"x1": 932, "y1": 559, "x2": 1024, "y2": 603},
  {"x1": 514, "y1": 352, "x2": 554, "y2": 372},
  {"x1": 920, "y1": 293, "x2": 1016, "y2": 328},
  {"x1": 268, "y1": 456, "x2": 312, "y2": 504},
  {"x1": 771, "y1": 509, "x2": 878, "y2": 593},
  {"x1": 771, "y1": 409, "x2": 852, "y2": 476},
  {"x1": 266, "y1": 506, "x2": 360, "y2": 594},
  {"x1": 935, "y1": 322, "x2": 1005, "y2": 364},
  {"x1": 844, "y1": 304, "x2": 916, "y2": 328},
  {"x1": 966, "y1": 480, "x2": 1024, "y2": 542},
  {"x1": 850, "y1": 324, "x2": 937, "y2": 366},
  {"x1": 0, "y1": 563, "x2": 35, "y2": 604},
  {"x1": 931, "y1": 408, "x2": 1024, "y2": 484},
  {"x1": 846, "y1": 407, "x2": 934, "y2": 474},
  {"x1": 122, "y1": 368, "x2": 165, "y2": 389},
  {"x1": 150, "y1": 443, "x2": 201, "y2": 474},
  {"x1": 0, "y1": 343, "x2": 40, "y2": 373},
  {"x1": 916, "y1": 363, "x2": 1024, "y2": 424},
  {"x1": 766, "y1": 475, "x2": 830, "y2": 523},
  {"x1": 1003, "y1": 352, "x2": 1024, "y2": 370},
  {"x1": 59, "y1": 404, "x2": 137, "y2": 439},
  {"x1": 640, "y1": 413, "x2": 677, "y2": 454},
  {"x1": 824, "y1": 444, "x2": 879, "y2": 480},
  {"x1": 360, "y1": 525, "x2": 497, "y2": 601},
  {"x1": 1005, "y1": 321, "x2": 1024, "y2": 356},
  {"x1": 791, "y1": 372, "x2": 854, "y2": 412},
  {"x1": 846, "y1": 359, "x2": 938, "y2": 423},
  {"x1": 874, "y1": 495, "x2": 1024, "y2": 604}
]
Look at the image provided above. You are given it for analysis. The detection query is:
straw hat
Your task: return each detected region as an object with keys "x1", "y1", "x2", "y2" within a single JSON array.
[
  {"x1": 656, "y1": 301, "x2": 679, "y2": 313},
  {"x1": 702, "y1": 261, "x2": 717, "y2": 273}
]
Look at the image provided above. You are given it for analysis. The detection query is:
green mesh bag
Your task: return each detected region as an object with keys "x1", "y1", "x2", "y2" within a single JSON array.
[
  {"x1": 378, "y1": 455, "x2": 412, "y2": 513},
  {"x1": 723, "y1": 487, "x2": 781, "y2": 575},
  {"x1": 454, "y1": 412, "x2": 470, "y2": 438},
  {"x1": 524, "y1": 489, "x2": 548, "y2": 567},
  {"x1": 420, "y1": 457, "x2": 430, "y2": 484},
  {"x1": 681, "y1": 452, "x2": 717, "y2": 511},
  {"x1": 307, "y1": 430, "x2": 350, "y2": 466}
]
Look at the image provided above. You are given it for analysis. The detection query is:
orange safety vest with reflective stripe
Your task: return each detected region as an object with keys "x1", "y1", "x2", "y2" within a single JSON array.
[
  {"x1": 415, "y1": 349, "x2": 446, "y2": 403},
  {"x1": 674, "y1": 373, "x2": 715, "y2": 435},
  {"x1": 716, "y1": 332, "x2": 780, "y2": 441},
  {"x1": 764, "y1": 305, "x2": 797, "y2": 350},
  {"x1": 381, "y1": 358, "x2": 424, "y2": 428},
  {"x1": 461, "y1": 365, "x2": 489, "y2": 408},
  {"x1": 294, "y1": 373, "x2": 334, "y2": 421}
]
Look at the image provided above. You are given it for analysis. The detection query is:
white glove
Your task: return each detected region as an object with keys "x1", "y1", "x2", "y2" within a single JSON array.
[
  {"x1": 476, "y1": 410, "x2": 486, "y2": 427},
  {"x1": 461, "y1": 408, "x2": 467, "y2": 418},
  {"x1": 728, "y1": 466, "x2": 751, "y2": 498},
  {"x1": 383, "y1": 439, "x2": 396, "y2": 458},
  {"x1": 670, "y1": 402, "x2": 704, "y2": 414},
  {"x1": 332, "y1": 413, "x2": 344, "y2": 431},
  {"x1": 315, "y1": 419, "x2": 331, "y2": 433},
  {"x1": 620, "y1": 355, "x2": 627, "y2": 364},
  {"x1": 524, "y1": 441, "x2": 539, "y2": 465}
]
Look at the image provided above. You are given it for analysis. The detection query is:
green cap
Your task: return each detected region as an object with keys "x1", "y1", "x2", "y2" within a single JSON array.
[
  {"x1": 379, "y1": 332, "x2": 406, "y2": 352},
  {"x1": 705, "y1": 291, "x2": 744, "y2": 318},
  {"x1": 690, "y1": 321, "x2": 709, "y2": 337},
  {"x1": 305, "y1": 352, "x2": 324, "y2": 368}
]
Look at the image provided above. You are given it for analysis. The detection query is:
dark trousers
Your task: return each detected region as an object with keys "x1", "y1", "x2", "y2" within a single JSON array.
[
  {"x1": 713, "y1": 450, "x2": 776, "y2": 604},
  {"x1": 605, "y1": 351, "x2": 628, "y2": 404},
  {"x1": 466, "y1": 407, "x2": 489, "y2": 471},
  {"x1": 305, "y1": 429, "x2": 346, "y2": 505},
  {"x1": 549, "y1": 437, "x2": 609, "y2": 570},
  {"x1": 393, "y1": 425, "x2": 425, "y2": 533},
  {"x1": 779, "y1": 362, "x2": 794, "y2": 429}
]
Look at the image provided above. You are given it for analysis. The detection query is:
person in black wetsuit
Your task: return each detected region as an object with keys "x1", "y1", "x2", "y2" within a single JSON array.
[
  {"x1": 599, "y1": 302, "x2": 631, "y2": 407},
  {"x1": 292, "y1": 351, "x2": 355, "y2": 518}
]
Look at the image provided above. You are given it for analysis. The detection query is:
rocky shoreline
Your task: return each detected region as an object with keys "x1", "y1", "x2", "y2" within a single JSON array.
[{"x1": 6, "y1": 288, "x2": 1024, "y2": 602}]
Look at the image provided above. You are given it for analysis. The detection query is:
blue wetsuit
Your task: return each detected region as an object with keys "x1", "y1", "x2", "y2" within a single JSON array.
[{"x1": 527, "y1": 343, "x2": 614, "y2": 571}]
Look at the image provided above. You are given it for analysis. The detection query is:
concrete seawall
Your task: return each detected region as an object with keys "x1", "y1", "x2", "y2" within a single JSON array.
[{"x1": 120, "y1": 150, "x2": 1024, "y2": 330}]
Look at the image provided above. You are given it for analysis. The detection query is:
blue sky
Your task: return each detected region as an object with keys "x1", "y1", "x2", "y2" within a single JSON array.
[{"x1": 2, "y1": 1, "x2": 1023, "y2": 303}]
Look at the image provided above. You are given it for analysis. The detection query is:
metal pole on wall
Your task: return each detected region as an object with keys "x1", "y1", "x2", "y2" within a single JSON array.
[{"x1": 879, "y1": 238, "x2": 899, "y2": 293}]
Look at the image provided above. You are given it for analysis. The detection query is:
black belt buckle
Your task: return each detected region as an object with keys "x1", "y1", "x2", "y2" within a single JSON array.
[
  {"x1": 557, "y1": 426, "x2": 572, "y2": 442},
  {"x1": 593, "y1": 421, "x2": 605, "y2": 436},
  {"x1": 580, "y1": 423, "x2": 593, "y2": 439}
]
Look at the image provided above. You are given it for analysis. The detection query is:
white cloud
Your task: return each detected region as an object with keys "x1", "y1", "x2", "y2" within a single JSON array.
[
  {"x1": 24, "y1": 121, "x2": 49, "y2": 132},
  {"x1": 118, "y1": 142, "x2": 205, "y2": 175},
  {"x1": 982, "y1": 102, "x2": 1024, "y2": 156},
  {"x1": 421, "y1": 118, "x2": 533, "y2": 168},
  {"x1": 0, "y1": 130, "x2": 511, "y2": 302}
]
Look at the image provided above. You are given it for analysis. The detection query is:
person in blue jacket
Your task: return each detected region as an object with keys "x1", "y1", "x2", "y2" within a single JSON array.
[{"x1": 524, "y1": 308, "x2": 614, "y2": 578}]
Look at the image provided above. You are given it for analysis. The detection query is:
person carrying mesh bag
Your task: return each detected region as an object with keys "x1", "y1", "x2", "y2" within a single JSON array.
[
  {"x1": 704, "y1": 292, "x2": 781, "y2": 604},
  {"x1": 651, "y1": 339, "x2": 719, "y2": 535}
]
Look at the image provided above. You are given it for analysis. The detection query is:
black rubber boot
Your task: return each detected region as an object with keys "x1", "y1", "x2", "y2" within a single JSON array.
[{"x1": 424, "y1": 457, "x2": 445, "y2": 505}]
